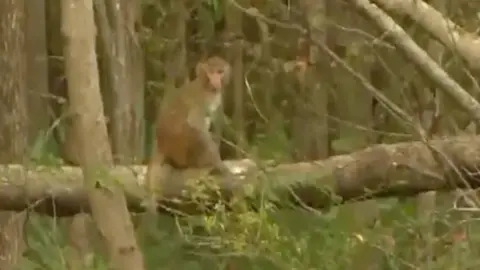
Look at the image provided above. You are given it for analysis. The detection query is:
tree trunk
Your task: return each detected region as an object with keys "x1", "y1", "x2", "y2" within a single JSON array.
[
  {"x1": 292, "y1": 0, "x2": 329, "y2": 161},
  {"x1": 94, "y1": 0, "x2": 143, "y2": 164},
  {"x1": 26, "y1": 0, "x2": 50, "y2": 150},
  {"x1": 60, "y1": 0, "x2": 145, "y2": 269},
  {"x1": 123, "y1": 0, "x2": 145, "y2": 162},
  {"x1": 45, "y1": 0, "x2": 96, "y2": 266},
  {"x1": 163, "y1": 0, "x2": 188, "y2": 90},
  {"x1": 0, "y1": 0, "x2": 28, "y2": 268},
  {"x1": 225, "y1": 0, "x2": 248, "y2": 158}
]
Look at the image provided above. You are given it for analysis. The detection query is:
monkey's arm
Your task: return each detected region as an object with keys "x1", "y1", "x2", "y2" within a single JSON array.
[
  {"x1": 211, "y1": 104, "x2": 224, "y2": 148},
  {"x1": 187, "y1": 106, "x2": 235, "y2": 178}
]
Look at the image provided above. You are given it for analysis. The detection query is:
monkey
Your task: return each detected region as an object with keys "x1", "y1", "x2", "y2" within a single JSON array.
[{"x1": 145, "y1": 56, "x2": 237, "y2": 210}]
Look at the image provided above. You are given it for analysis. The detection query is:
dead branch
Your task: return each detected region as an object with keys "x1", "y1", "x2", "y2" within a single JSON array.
[
  {"x1": 1, "y1": 136, "x2": 480, "y2": 216},
  {"x1": 348, "y1": 0, "x2": 480, "y2": 126},
  {"x1": 371, "y1": 0, "x2": 480, "y2": 70}
]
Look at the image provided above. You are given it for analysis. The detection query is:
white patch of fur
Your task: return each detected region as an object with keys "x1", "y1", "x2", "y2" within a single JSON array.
[
  {"x1": 205, "y1": 117, "x2": 212, "y2": 128},
  {"x1": 205, "y1": 93, "x2": 222, "y2": 128},
  {"x1": 209, "y1": 93, "x2": 222, "y2": 113}
]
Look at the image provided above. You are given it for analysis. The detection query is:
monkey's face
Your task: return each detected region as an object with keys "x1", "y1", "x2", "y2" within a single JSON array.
[
  {"x1": 197, "y1": 57, "x2": 231, "y2": 92},
  {"x1": 207, "y1": 67, "x2": 227, "y2": 91},
  {"x1": 206, "y1": 64, "x2": 231, "y2": 92}
]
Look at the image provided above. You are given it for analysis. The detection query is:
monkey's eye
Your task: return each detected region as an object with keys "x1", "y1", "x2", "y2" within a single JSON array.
[{"x1": 217, "y1": 69, "x2": 224, "y2": 75}]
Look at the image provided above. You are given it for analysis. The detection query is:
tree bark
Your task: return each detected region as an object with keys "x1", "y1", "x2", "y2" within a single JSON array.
[
  {"x1": 94, "y1": 0, "x2": 141, "y2": 164},
  {"x1": 60, "y1": 0, "x2": 145, "y2": 269},
  {"x1": 0, "y1": 136, "x2": 479, "y2": 216},
  {"x1": 25, "y1": 0, "x2": 50, "y2": 148},
  {"x1": 292, "y1": 0, "x2": 329, "y2": 160},
  {"x1": 43, "y1": 2, "x2": 94, "y2": 268},
  {"x1": 225, "y1": 0, "x2": 248, "y2": 158},
  {"x1": 0, "y1": 0, "x2": 28, "y2": 268}
]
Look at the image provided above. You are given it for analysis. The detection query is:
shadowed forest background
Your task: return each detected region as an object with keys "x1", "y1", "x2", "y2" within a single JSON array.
[{"x1": 2, "y1": 0, "x2": 480, "y2": 269}]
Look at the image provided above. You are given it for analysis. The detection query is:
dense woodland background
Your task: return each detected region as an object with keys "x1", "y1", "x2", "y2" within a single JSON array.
[{"x1": 2, "y1": 0, "x2": 480, "y2": 269}]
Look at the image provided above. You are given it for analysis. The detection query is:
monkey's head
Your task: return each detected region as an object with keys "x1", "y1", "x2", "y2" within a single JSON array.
[{"x1": 196, "y1": 56, "x2": 231, "y2": 92}]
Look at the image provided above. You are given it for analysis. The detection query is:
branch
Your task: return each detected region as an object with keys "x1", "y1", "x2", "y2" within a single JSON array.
[
  {"x1": 348, "y1": 0, "x2": 480, "y2": 126},
  {"x1": 371, "y1": 0, "x2": 480, "y2": 70},
  {"x1": 2, "y1": 136, "x2": 480, "y2": 216}
]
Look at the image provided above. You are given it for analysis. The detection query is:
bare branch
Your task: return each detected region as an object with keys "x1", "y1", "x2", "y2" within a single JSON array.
[
  {"x1": 371, "y1": 0, "x2": 480, "y2": 70},
  {"x1": 348, "y1": 0, "x2": 480, "y2": 126}
]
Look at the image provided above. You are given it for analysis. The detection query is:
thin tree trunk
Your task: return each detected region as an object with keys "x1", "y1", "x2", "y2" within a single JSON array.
[
  {"x1": 226, "y1": 0, "x2": 247, "y2": 158},
  {"x1": 60, "y1": 0, "x2": 145, "y2": 269},
  {"x1": 292, "y1": 0, "x2": 329, "y2": 160},
  {"x1": 0, "y1": 1, "x2": 28, "y2": 268},
  {"x1": 26, "y1": 0, "x2": 50, "y2": 149}
]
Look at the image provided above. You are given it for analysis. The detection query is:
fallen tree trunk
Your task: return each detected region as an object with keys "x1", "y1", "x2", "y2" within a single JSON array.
[{"x1": 2, "y1": 135, "x2": 480, "y2": 216}]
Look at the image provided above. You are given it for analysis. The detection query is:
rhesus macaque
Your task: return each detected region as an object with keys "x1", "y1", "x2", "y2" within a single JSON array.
[{"x1": 145, "y1": 56, "x2": 237, "y2": 208}]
